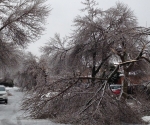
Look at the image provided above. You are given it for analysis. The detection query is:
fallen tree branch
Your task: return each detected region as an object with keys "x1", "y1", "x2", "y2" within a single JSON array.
[{"x1": 79, "y1": 65, "x2": 119, "y2": 114}]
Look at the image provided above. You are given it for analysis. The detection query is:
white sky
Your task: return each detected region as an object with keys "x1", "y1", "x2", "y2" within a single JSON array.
[{"x1": 26, "y1": 0, "x2": 150, "y2": 57}]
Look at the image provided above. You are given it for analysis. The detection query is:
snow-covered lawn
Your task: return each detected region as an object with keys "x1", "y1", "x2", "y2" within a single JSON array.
[{"x1": 0, "y1": 87, "x2": 69, "y2": 125}]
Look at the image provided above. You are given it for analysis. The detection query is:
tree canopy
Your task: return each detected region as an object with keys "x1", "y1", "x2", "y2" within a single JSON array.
[
  {"x1": 0, "y1": 0, "x2": 50, "y2": 69},
  {"x1": 14, "y1": 1, "x2": 150, "y2": 125}
]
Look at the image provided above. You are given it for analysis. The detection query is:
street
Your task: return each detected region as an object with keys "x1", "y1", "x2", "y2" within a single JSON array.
[{"x1": 0, "y1": 87, "x2": 68, "y2": 125}]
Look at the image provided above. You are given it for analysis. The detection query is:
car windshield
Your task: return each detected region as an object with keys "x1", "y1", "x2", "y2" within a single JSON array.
[
  {"x1": 0, "y1": 87, "x2": 5, "y2": 91},
  {"x1": 110, "y1": 86, "x2": 121, "y2": 89}
]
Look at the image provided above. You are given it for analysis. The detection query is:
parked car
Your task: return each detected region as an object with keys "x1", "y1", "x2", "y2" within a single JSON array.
[
  {"x1": 110, "y1": 84, "x2": 145, "y2": 95},
  {"x1": 110, "y1": 84, "x2": 122, "y2": 95},
  {"x1": 0, "y1": 85, "x2": 8, "y2": 104}
]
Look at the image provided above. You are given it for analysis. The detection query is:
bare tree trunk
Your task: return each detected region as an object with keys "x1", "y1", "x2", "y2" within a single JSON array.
[
  {"x1": 91, "y1": 52, "x2": 96, "y2": 86},
  {"x1": 118, "y1": 60, "x2": 138, "y2": 100},
  {"x1": 121, "y1": 71, "x2": 128, "y2": 100}
]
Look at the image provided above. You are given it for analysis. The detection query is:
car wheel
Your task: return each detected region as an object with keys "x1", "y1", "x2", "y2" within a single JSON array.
[{"x1": 5, "y1": 99, "x2": 8, "y2": 104}]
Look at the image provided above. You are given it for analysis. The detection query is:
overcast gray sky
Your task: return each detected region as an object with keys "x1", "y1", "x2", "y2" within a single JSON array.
[{"x1": 26, "y1": 0, "x2": 150, "y2": 57}]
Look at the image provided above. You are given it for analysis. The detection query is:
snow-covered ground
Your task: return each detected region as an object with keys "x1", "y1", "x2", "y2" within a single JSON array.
[
  {"x1": 0, "y1": 87, "x2": 69, "y2": 125},
  {"x1": 1, "y1": 87, "x2": 150, "y2": 125},
  {"x1": 142, "y1": 116, "x2": 150, "y2": 124}
]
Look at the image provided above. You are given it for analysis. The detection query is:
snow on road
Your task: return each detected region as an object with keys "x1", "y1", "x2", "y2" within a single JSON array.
[
  {"x1": 0, "y1": 87, "x2": 69, "y2": 125},
  {"x1": 4, "y1": 87, "x2": 150, "y2": 125}
]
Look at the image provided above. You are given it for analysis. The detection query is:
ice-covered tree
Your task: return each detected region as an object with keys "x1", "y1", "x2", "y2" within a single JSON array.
[{"x1": 0, "y1": 0, "x2": 50, "y2": 68}]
